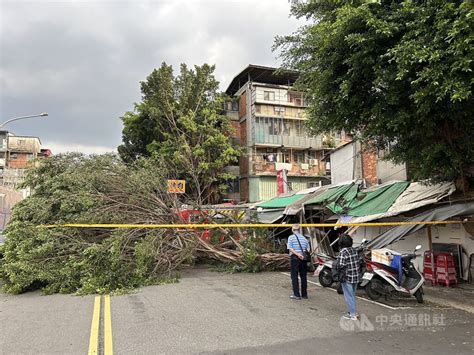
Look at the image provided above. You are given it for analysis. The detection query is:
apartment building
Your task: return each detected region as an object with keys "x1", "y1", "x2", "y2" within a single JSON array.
[
  {"x1": 224, "y1": 65, "x2": 346, "y2": 203},
  {"x1": 5, "y1": 135, "x2": 42, "y2": 169}
]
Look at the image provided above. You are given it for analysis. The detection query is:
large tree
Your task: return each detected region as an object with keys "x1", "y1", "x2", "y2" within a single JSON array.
[
  {"x1": 276, "y1": 0, "x2": 474, "y2": 190},
  {"x1": 118, "y1": 63, "x2": 241, "y2": 204}
]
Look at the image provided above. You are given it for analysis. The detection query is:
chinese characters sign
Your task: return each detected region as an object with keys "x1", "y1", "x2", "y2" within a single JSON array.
[{"x1": 167, "y1": 180, "x2": 186, "y2": 194}]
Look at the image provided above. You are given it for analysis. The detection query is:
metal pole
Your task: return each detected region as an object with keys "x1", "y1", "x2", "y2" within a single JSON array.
[{"x1": 0, "y1": 113, "x2": 48, "y2": 129}]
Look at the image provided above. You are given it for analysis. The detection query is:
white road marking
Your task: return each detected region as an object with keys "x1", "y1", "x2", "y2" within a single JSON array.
[{"x1": 280, "y1": 272, "x2": 401, "y2": 310}]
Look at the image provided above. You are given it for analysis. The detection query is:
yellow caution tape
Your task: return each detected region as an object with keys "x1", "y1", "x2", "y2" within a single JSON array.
[{"x1": 41, "y1": 220, "x2": 470, "y2": 229}]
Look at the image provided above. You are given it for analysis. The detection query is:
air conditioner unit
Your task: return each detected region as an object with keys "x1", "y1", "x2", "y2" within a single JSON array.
[
  {"x1": 309, "y1": 159, "x2": 318, "y2": 166},
  {"x1": 301, "y1": 163, "x2": 309, "y2": 170}
]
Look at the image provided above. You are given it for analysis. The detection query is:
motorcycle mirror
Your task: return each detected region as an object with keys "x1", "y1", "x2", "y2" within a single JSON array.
[{"x1": 415, "y1": 245, "x2": 422, "y2": 251}]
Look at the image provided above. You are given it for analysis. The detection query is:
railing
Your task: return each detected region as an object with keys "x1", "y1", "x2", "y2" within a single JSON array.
[
  {"x1": 253, "y1": 131, "x2": 324, "y2": 149},
  {"x1": 249, "y1": 153, "x2": 329, "y2": 177}
]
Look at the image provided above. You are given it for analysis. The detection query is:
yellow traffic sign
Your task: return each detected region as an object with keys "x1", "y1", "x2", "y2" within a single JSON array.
[{"x1": 167, "y1": 180, "x2": 186, "y2": 193}]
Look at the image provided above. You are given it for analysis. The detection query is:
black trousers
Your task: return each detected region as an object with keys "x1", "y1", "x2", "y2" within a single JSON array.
[{"x1": 291, "y1": 255, "x2": 308, "y2": 297}]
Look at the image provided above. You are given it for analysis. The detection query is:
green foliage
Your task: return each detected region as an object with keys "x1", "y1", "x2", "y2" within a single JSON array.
[
  {"x1": 118, "y1": 62, "x2": 242, "y2": 203},
  {"x1": 209, "y1": 230, "x2": 275, "y2": 274},
  {"x1": 0, "y1": 154, "x2": 184, "y2": 294},
  {"x1": 277, "y1": 0, "x2": 474, "y2": 185}
]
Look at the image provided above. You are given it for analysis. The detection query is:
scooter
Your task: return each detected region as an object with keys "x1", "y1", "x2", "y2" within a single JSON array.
[
  {"x1": 314, "y1": 253, "x2": 336, "y2": 287},
  {"x1": 314, "y1": 239, "x2": 369, "y2": 292},
  {"x1": 361, "y1": 245, "x2": 424, "y2": 303}
]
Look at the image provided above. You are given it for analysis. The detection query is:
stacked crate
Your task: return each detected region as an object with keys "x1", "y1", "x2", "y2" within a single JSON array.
[
  {"x1": 423, "y1": 250, "x2": 437, "y2": 286},
  {"x1": 436, "y1": 252, "x2": 457, "y2": 287}
]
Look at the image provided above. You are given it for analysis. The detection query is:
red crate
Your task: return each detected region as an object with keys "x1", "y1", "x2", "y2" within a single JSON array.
[
  {"x1": 423, "y1": 250, "x2": 437, "y2": 286},
  {"x1": 437, "y1": 272, "x2": 458, "y2": 287},
  {"x1": 436, "y1": 254, "x2": 457, "y2": 287},
  {"x1": 436, "y1": 252, "x2": 455, "y2": 267}
]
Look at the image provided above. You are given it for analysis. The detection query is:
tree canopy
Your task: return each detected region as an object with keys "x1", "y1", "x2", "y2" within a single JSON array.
[
  {"x1": 118, "y1": 63, "x2": 241, "y2": 204},
  {"x1": 276, "y1": 0, "x2": 474, "y2": 189}
]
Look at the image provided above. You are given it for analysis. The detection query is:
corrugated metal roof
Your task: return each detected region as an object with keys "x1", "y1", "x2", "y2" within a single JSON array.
[
  {"x1": 225, "y1": 65, "x2": 299, "y2": 95},
  {"x1": 343, "y1": 181, "x2": 410, "y2": 217},
  {"x1": 256, "y1": 194, "x2": 307, "y2": 208}
]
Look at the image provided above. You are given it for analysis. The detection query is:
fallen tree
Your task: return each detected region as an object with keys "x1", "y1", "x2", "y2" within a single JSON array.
[{"x1": 0, "y1": 154, "x2": 289, "y2": 294}]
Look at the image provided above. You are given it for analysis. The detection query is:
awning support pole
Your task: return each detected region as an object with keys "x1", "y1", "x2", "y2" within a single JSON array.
[{"x1": 427, "y1": 226, "x2": 433, "y2": 250}]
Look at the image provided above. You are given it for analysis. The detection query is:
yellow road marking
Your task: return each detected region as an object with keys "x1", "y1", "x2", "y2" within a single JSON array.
[
  {"x1": 41, "y1": 220, "x2": 471, "y2": 229},
  {"x1": 88, "y1": 296, "x2": 101, "y2": 355},
  {"x1": 104, "y1": 295, "x2": 114, "y2": 355}
]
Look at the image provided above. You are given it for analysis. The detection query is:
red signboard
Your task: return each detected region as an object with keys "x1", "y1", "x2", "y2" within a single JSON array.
[{"x1": 276, "y1": 169, "x2": 288, "y2": 195}]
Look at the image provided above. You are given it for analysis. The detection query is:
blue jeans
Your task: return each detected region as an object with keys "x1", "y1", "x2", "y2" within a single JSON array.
[{"x1": 341, "y1": 282, "x2": 357, "y2": 316}]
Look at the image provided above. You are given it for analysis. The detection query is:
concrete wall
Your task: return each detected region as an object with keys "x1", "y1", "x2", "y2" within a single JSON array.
[
  {"x1": 377, "y1": 159, "x2": 407, "y2": 183},
  {"x1": 330, "y1": 143, "x2": 355, "y2": 184},
  {"x1": 0, "y1": 186, "x2": 25, "y2": 230},
  {"x1": 8, "y1": 136, "x2": 41, "y2": 153},
  {"x1": 352, "y1": 222, "x2": 474, "y2": 281}
]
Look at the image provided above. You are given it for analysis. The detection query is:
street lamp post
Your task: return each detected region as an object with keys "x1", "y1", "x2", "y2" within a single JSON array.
[{"x1": 0, "y1": 112, "x2": 48, "y2": 129}]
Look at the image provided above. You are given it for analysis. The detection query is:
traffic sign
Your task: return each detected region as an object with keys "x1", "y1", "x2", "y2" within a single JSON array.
[{"x1": 167, "y1": 180, "x2": 186, "y2": 193}]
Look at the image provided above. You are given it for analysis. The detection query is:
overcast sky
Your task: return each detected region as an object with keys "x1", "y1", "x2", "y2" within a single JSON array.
[{"x1": 0, "y1": 0, "x2": 302, "y2": 154}]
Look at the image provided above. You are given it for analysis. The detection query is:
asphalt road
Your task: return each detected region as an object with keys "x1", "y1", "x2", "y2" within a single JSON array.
[{"x1": 1, "y1": 268, "x2": 473, "y2": 354}]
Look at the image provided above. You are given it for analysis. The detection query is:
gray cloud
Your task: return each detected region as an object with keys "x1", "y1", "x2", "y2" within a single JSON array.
[{"x1": 0, "y1": 0, "x2": 302, "y2": 153}]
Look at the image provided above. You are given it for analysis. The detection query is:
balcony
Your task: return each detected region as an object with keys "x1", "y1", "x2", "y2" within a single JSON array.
[
  {"x1": 252, "y1": 161, "x2": 327, "y2": 177},
  {"x1": 253, "y1": 131, "x2": 324, "y2": 149},
  {"x1": 250, "y1": 153, "x2": 328, "y2": 177}
]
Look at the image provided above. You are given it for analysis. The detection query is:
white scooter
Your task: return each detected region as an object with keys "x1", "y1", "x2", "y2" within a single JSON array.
[
  {"x1": 314, "y1": 239, "x2": 368, "y2": 292},
  {"x1": 361, "y1": 245, "x2": 425, "y2": 303}
]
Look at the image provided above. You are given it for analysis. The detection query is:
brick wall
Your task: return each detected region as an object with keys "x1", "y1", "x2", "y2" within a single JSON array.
[
  {"x1": 8, "y1": 153, "x2": 33, "y2": 169},
  {"x1": 240, "y1": 121, "x2": 248, "y2": 176},
  {"x1": 239, "y1": 91, "x2": 247, "y2": 118},
  {"x1": 361, "y1": 148, "x2": 377, "y2": 186},
  {"x1": 240, "y1": 177, "x2": 249, "y2": 202},
  {"x1": 230, "y1": 121, "x2": 241, "y2": 144}
]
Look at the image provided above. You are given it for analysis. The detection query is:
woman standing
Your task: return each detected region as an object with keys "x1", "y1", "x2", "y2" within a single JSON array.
[
  {"x1": 287, "y1": 224, "x2": 309, "y2": 300},
  {"x1": 337, "y1": 234, "x2": 361, "y2": 320}
]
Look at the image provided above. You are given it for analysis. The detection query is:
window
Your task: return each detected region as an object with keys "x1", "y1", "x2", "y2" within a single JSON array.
[
  {"x1": 288, "y1": 92, "x2": 303, "y2": 105},
  {"x1": 279, "y1": 150, "x2": 290, "y2": 163},
  {"x1": 226, "y1": 178, "x2": 240, "y2": 193},
  {"x1": 232, "y1": 101, "x2": 239, "y2": 111},
  {"x1": 269, "y1": 118, "x2": 281, "y2": 135},
  {"x1": 282, "y1": 121, "x2": 290, "y2": 136},
  {"x1": 264, "y1": 91, "x2": 275, "y2": 101},
  {"x1": 27, "y1": 154, "x2": 34, "y2": 161},
  {"x1": 295, "y1": 121, "x2": 304, "y2": 137},
  {"x1": 293, "y1": 151, "x2": 305, "y2": 164},
  {"x1": 273, "y1": 106, "x2": 285, "y2": 116},
  {"x1": 255, "y1": 105, "x2": 261, "y2": 113},
  {"x1": 10, "y1": 153, "x2": 17, "y2": 160}
]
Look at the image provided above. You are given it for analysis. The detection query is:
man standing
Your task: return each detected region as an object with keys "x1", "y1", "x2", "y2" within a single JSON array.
[
  {"x1": 337, "y1": 234, "x2": 361, "y2": 320},
  {"x1": 287, "y1": 224, "x2": 309, "y2": 300}
]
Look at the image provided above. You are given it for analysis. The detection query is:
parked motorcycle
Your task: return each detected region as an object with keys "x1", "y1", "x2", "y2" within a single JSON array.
[
  {"x1": 314, "y1": 239, "x2": 369, "y2": 293},
  {"x1": 314, "y1": 253, "x2": 336, "y2": 287},
  {"x1": 361, "y1": 245, "x2": 424, "y2": 303}
]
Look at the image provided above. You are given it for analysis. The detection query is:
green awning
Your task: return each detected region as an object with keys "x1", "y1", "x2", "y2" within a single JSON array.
[
  {"x1": 303, "y1": 181, "x2": 410, "y2": 217},
  {"x1": 326, "y1": 184, "x2": 360, "y2": 214},
  {"x1": 256, "y1": 194, "x2": 307, "y2": 208},
  {"x1": 304, "y1": 183, "x2": 356, "y2": 207},
  {"x1": 256, "y1": 209, "x2": 285, "y2": 223},
  {"x1": 346, "y1": 181, "x2": 410, "y2": 217}
]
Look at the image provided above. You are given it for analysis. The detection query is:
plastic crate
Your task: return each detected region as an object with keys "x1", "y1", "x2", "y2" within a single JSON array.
[
  {"x1": 423, "y1": 250, "x2": 437, "y2": 286},
  {"x1": 436, "y1": 254, "x2": 457, "y2": 287}
]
